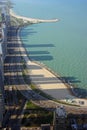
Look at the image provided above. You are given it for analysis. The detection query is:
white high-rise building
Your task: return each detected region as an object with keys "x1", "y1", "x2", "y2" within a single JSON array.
[{"x1": 0, "y1": 43, "x2": 5, "y2": 128}]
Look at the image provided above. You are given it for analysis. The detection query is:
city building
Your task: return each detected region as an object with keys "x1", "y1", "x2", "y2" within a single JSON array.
[
  {"x1": 41, "y1": 124, "x2": 51, "y2": 130},
  {"x1": 0, "y1": 0, "x2": 10, "y2": 127},
  {"x1": 0, "y1": 43, "x2": 5, "y2": 128},
  {"x1": 54, "y1": 106, "x2": 67, "y2": 130}
]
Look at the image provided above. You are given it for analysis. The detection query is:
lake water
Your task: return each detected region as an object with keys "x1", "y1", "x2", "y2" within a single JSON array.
[{"x1": 12, "y1": 0, "x2": 87, "y2": 97}]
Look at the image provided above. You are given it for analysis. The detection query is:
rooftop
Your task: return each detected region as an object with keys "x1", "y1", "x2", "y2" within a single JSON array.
[{"x1": 56, "y1": 106, "x2": 67, "y2": 117}]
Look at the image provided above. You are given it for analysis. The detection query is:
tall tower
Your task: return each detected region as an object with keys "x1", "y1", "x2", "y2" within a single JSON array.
[{"x1": 54, "y1": 106, "x2": 67, "y2": 130}]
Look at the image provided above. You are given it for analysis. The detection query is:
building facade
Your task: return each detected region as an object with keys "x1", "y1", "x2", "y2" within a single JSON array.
[
  {"x1": 0, "y1": 0, "x2": 10, "y2": 127},
  {"x1": 54, "y1": 106, "x2": 67, "y2": 130}
]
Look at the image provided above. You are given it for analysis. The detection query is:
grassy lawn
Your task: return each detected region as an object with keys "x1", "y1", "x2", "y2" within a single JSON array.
[
  {"x1": 21, "y1": 61, "x2": 79, "y2": 107},
  {"x1": 22, "y1": 101, "x2": 53, "y2": 127},
  {"x1": 26, "y1": 101, "x2": 40, "y2": 109}
]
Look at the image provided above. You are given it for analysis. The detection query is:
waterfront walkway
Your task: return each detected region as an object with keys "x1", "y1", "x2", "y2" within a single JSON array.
[
  {"x1": 10, "y1": 9, "x2": 87, "y2": 108},
  {"x1": 18, "y1": 28, "x2": 87, "y2": 107},
  {"x1": 5, "y1": 25, "x2": 87, "y2": 115},
  {"x1": 10, "y1": 9, "x2": 59, "y2": 24}
]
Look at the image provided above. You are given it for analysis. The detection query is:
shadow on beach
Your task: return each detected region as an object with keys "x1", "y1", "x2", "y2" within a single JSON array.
[{"x1": 5, "y1": 26, "x2": 87, "y2": 99}]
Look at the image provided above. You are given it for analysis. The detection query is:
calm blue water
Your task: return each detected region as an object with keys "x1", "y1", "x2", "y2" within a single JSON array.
[{"x1": 12, "y1": 0, "x2": 87, "y2": 97}]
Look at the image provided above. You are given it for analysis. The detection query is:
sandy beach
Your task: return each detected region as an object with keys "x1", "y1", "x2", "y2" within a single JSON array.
[
  {"x1": 17, "y1": 29, "x2": 87, "y2": 107},
  {"x1": 10, "y1": 9, "x2": 87, "y2": 107},
  {"x1": 10, "y1": 9, "x2": 59, "y2": 24}
]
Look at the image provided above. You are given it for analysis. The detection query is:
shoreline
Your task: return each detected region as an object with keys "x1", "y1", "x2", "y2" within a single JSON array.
[
  {"x1": 18, "y1": 26, "x2": 87, "y2": 107},
  {"x1": 10, "y1": 9, "x2": 60, "y2": 24},
  {"x1": 17, "y1": 32, "x2": 84, "y2": 100},
  {"x1": 11, "y1": 9, "x2": 87, "y2": 107}
]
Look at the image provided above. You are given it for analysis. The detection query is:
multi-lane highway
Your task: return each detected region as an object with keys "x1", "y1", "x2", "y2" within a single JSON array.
[
  {"x1": 3, "y1": 26, "x2": 27, "y2": 129},
  {"x1": 4, "y1": 25, "x2": 56, "y2": 129}
]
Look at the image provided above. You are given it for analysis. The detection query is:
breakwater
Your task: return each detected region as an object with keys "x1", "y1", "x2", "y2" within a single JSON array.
[{"x1": 10, "y1": 9, "x2": 59, "y2": 24}]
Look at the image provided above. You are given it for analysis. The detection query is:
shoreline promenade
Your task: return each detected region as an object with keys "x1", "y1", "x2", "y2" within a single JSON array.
[
  {"x1": 18, "y1": 28, "x2": 87, "y2": 108},
  {"x1": 10, "y1": 9, "x2": 59, "y2": 24},
  {"x1": 10, "y1": 10, "x2": 87, "y2": 108}
]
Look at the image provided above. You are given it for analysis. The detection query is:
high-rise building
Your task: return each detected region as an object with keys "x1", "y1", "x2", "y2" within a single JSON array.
[
  {"x1": 0, "y1": 0, "x2": 8, "y2": 127},
  {"x1": 54, "y1": 106, "x2": 67, "y2": 130},
  {"x1": 0, "y1": 43, "x2": 5, "y2": 128}
]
